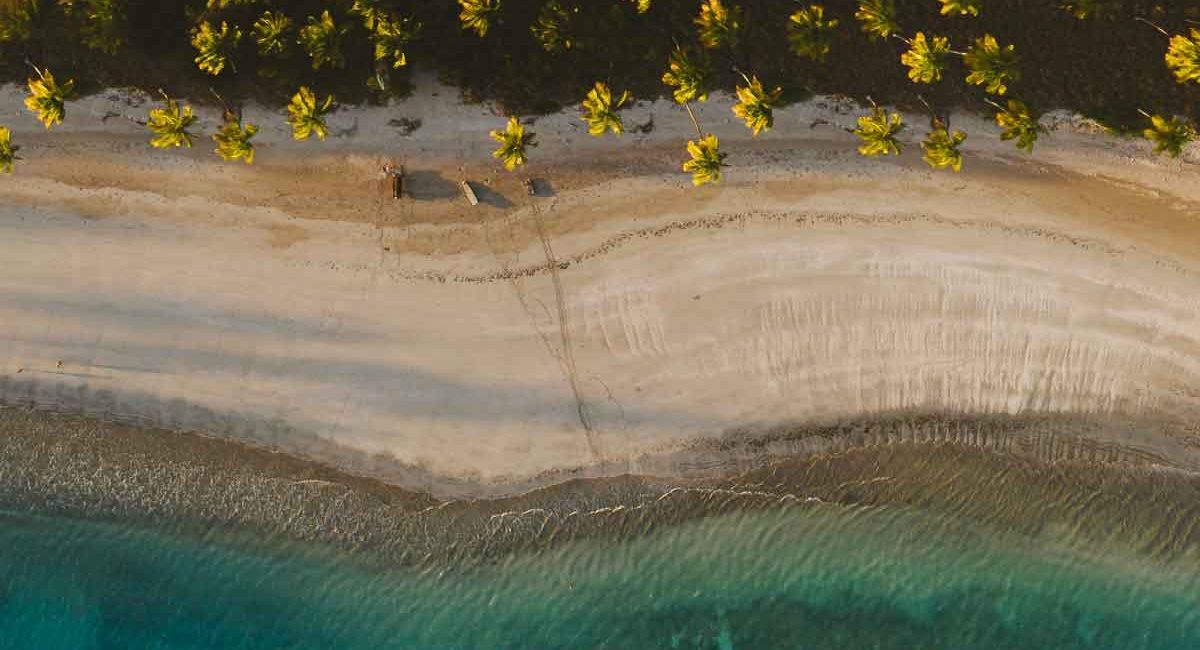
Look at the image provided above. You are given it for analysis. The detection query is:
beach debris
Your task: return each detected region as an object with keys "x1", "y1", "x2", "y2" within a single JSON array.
[
  {"x1": 382, "y1": 163, "x2": 405, "y2": 199},
  {"x1": 388, "y1": 117, "x2": 421, "y2": 136},
  {"x1": 461, "y1": 179, "x2": 479, "y2": 205}
]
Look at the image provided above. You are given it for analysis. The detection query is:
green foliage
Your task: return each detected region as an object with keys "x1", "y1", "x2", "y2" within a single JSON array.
[
  {"x1": 213, "y1": 113, "x2": 258, "y2": 164},
  {"x1": 901, "y1": 32, "x2": 950, "y2": 84},
  {"x1": 373, "y1": 13, "x2": 420, "y2": 68},
  {"x1": 64, "y1": 0, "x2": 126, "y2": 54},
  {"x1": 855, "y1": 0, "x2": 897, "y2": 41},
  {"x1": 695, "y1": 0, "x2": 740, "y2": 50},
  {"x1": 24, "y1": 68, "x2": 75, "y2": 129},
  {"x1": 532, "y1": 1, "x2": 575, "y2": 53},
  {"x1": 964, "y1": 34, "x2": 1019, "y2": 95},
  {"x1": 1166, "y1": 29, "x2": 1200, "y2": 85},
  {"x1": 0, "y1": 0, "x2": 35, "y2": 43},
  {"x1": 939, "y1": 0, "x2": 981, "y2": 17},
  {"x1": 994, "y1": 99, "x2": 1044, "y2": 152},
  {"x1": 0, "y1": 126, "x2": 18, "y2": 174},
  {"x1": 921, "y1": 119, "x2": 967, "y2": 171},
  {"x1": 253, "y1": 11, "x2": 292, "y2": 57},
  {"x1": 490, "y1": 116, "x2": 536, "y2": 170},
  {"x1": 459, "y1": 0, "x2": 500, "y2": 37},
  {"x1": 662, "y1": 47, "x2": 710, "y2": 104},
  {"x1": 1143, "y1": 114, "x2": 1195, "y2": 157},
  {"x1": 630, "y1": 0, "x2": 651, "y2": 13},
  {"x1": 299, "y1": 10, "x2": 347, "y2": 70},
  {"x1": 1060, "y1": 0, "x2": 1110, "y2": 19},
  {"x1": 732, "y1": 76, "x2": 781, "y2": 136},
  {"x1": 854, "y1": 107, "x2": 904, "y2": 156},
  {"x1": 147, "y1": 96, "x2": 197, "y2": 149},
  {"x1": 682, "y1": 134, "x2": 726, "y2": 186},
  {"x1": 287, "y1": 87, "x2": 334, "y2": 141},
  {"x1": 787, "y1": 5, "x2": 838, "y2": 62},
  {"x1": 206, "y1": 0, "x2": 256, "y2": 9},
  {"x1": 191, "y1": 21, "x2": 241, "y2": 76},
  {"x1": 350, "y1": 0, "x2": 386, "y2": 31},
  {"x1": 580, "y1": 82, "x2": 630, "y2": 136}
]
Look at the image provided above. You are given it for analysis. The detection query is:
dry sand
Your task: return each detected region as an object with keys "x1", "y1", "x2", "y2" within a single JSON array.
[{"x1": 2, "y1": 76, "x2": 1200, "y2": 493}]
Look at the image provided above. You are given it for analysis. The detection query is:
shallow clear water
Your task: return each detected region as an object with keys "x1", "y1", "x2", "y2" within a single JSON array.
[{"x1": 2, "y1": 504, "x2": 1197, "y2": 650}]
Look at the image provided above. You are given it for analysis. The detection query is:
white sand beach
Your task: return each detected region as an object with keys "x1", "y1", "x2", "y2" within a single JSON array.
[{"x1": 2, "y1": 76, "x2": 1199, "y2": 491}]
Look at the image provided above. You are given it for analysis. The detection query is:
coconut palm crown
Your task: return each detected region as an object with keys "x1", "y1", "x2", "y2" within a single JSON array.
[
  {"x1": 490, "y1": 116, "x2": 536, "y2": 170},
  {"x1": 695, "y1": 0, "x2": 741, "y2": 50},
  {"x1": 855, "y1": 0, "x2": 897, "y2": 41},
  {"x1": 921, "y1": 119, "x2": 967, "y2": 171},
  {"x1": 732, "y1": 76, "x2": 782, "y2": 136},
  {"x1": 964, "y1": 34, "x2": 1019, "y2": 95},
  {"x1": 1166, "y1": 29, "x2": 1200, "y2": 85},
  {"x1": 191, "y1": 20, "x2": 241, "y2": 76},
  {"x1": 901, "y1": 32, "x2": 951, "y2": 84},
  {"x1": 213, "y1": 113, "x2": 258, "y2": 164},
  {"x1": 0, "y1": 126, "x2": 19, "y2": 174},
  {"x1": 147, "y1": 95, "x2": 197, "y2": 148},
  {"x1": 24, "y1": 68, "x2": 74, "y2": 129},
  {"x1": 252, "y1": 10, "x2": 292, "y2": 56},
  {"x1": 994, "y1": 99, "x2": 1044, "y2": 153},
  {"x1": 683, "y1": 134, "x2": 727, "y2": 186},
  {"x1": 939, "y1": 0, "x2": 981, "y2": 16},
  {"x1": 372, "y1": 13, "x2": 420, "y2": 67},
  {"x1": 581, "y1": 82, "x2": 631, "y2": 136},
  {"x1": 287, "y1": 87, "x2": 335, "y2": 141},
  {"x1": 1143, "y1": 114, "x2": 1195, "y2": 157},
  {"x1": 787, "y1": 4, "x2": 838, "y2": 61},
  {"x1": 662, "y1": 48, "x2": 711, "y2": 104},
  {"x1": 299, "y1": 10, "x2": 347, "y2": 70},
  {"x1": 459, "y1": 0, "x2": 500, "y2": 37},
  {"x1": 854, "y1": 107, "x2": 905, "y2": 156}
]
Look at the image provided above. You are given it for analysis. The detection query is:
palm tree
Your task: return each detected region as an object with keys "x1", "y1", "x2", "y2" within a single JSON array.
[
  {"x1": 0, "y1": 126, "x2": 19, "y2": 174},
  {"x1": 532, "y1": 0, "x2": 574, "y2": 53},
  {"x1": 459, "y1": 0, "x2": 500, "y2": 37},
  {"x1": 1142, "y1": 113, "x2": 1195, "y2": 158},
  {"x1": 938, "y1": 0, "x2": 981, "y2": 16},
  {"x1": 350, "y1": 0, "x2": 386, "y2": 30},
  {"x1": 147, "y1": 94, "x2": 197, "y2": 149},
  {"x1": 287, "y1": 87, "x2": 335, "y2": 141},
  {"x1": 630, "y1": 0, "x2": 651, "y2": 13},
  {"x1": 900, "y1": 32, "x2": 952, "y2": 84},
  {"x1": 372, "y1": 13, "x2": 420, "y2": 68},
  {"x1": 191, "y1": 20, "x2": 241, "y2": 76},
  {"x1": 732, "y1": 76, "x2": 781, "y2": 136},
  {"x1": 490, "y1": 116, "x2": 536, "y2": 170},
  {"x1": 855, "y1": 0, "x2": 897, "y2": 41},
  {"x1": 964, "y1": 34, "x2": 1019, "y2": 95},
  {"x1": 581, "y1": 82, "x2": 631, "y2": 136},
  {"x1": 662, "y1": 47, "x2": 710, "y2": 104},
  {"x1": 787, "y1": 5, "x2": 838, "y2": 61},
  {"x1": 683, "y1": 134, "x2": 726, "y2": 186},
  {"x1": 213, "y1": 112, "x2": 258, "y2": 164},
  {"x1": 990, "y1": 99, "x2": 1044, "y2": 153},
  {"x1": 695, "y1": 0, "x2": 741, "y2": 50},
  {"x1": 854, "y1": 106, "x2": 904, "y2": 156},
  {"x1": 24, "y1": 67, "x2": 75, "y2": 129},
  {"x1": 253, "y1": 10, "x2": 292, "y2": 56},
  {"x1": 299, "y1": 10, "x2": 347, "y2": 70},
  {"x1": 1165, "y1": 28, "x2": 1200, "y2": 85},
  {"x1": 921, "y1": 118, "x2": 967, "y2": 171}
]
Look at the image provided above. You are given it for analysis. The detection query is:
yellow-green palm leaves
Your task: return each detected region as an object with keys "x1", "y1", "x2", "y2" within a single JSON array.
[
  {"x1": 532, "y1": 0, "x2": 574, "y2": 52},
  {"x1": 732, "y1": 76, "x2": 781, "y2": 136},
  {"x1": 994, "y1": 99, "x2": 1043, "y2": 153},
  {"x1": 287, "y1": 87, "x2": 334, "y2": 141},
  {"x1": 964, "y1": 34, "x2": 1018, "y2": 95},
  {"x1": 854, "y1": 107, "x2": 904, "y2": 156},
  {"x1": 901, "y1": 32, "x2": 950, "y2": 84},
  {"x1": 662, "y1": 48, "x2": 710, "y2": 104},
  {"x1": 0, "y1": 0, "x2": 36, "y2": 43},
  {"x1": 299, "y1": 10, "x2": 347, "y2": 70},
  {"x1": 459, "y1": 0, "x2": 500, "y2": 37},
  {"x1": 855, "y1": 0, "x2": 897, "y2": 41},
  {"x1": 921, "y1": 119, "x2": 967, "y2": 171},
  {"x1": 490, "y1": 116, "x2": 536, "y2": 170},
  {"x1": 1143, "y1": 114, "x2": 1195, "y2": 158},
  {"x1": 213, "y1": 113, "x2": 258, "y2": 164},
  {"x1": 787, "y1": 5, "x2": 838, "y2": 61},
  {"x1": 252, "y1": 10, "x2": 292, "y2": 56},
  {"x1": 939, "y1": 0, "x2": 980, "y2": 16},
  {"x1": 630, "y1": 0, "x2": 651, "y2": 13},
  {"x1": 350, "y1": 0, "x2": 386, "y2": 30},
  {"x1": 0, "y1": 127, "x2": 18, "y2": 174},
  {"x1": 147, "y1": 96, "x2": 197, "y2": 149},
  {"x1": 1166, "y1": 29, "x2": 1200, "y2": 85},
  {"x1": 24, "y1": 68, "x2": 74, "y2": 129},
  {"x1": 191, "y1": 20, "x2": 241, "y2": 76},
  {"x1": 695, "y1": 0, "x2": 740, "y2": 50},
  {"x1": 683, "y1": 134, "x2": 726, "y2": 186},
  {"x1": 372, "y1": 13, "x2": 420, "y2": 67},
  {"x1": 581, "y1": 82, "x2": 630, "y2": 136}
]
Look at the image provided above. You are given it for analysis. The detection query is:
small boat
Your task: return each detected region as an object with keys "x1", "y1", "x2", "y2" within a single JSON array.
[{"x1": 461, "y1": 180, "x2": 479, "y2": 206}]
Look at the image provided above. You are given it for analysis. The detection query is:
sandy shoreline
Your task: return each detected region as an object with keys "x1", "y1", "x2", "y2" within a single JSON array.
[{"x1": 2, "y1": 78, "x2": 1200, "y2": 488}]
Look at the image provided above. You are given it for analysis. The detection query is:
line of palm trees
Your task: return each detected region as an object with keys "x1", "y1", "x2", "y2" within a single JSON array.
[{"x1": 3, "y1": 0, "x2": 1200, "y2": 181}]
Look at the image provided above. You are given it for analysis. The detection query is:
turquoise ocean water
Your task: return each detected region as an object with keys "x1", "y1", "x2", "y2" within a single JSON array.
[{"x1": 2, "y1": 504, "x2": 1197, "y2": 650}]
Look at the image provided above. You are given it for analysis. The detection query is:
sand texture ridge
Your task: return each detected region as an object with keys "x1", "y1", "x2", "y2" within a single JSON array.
[{"x1": 2, "y1": 79, "x2": 1199, "y2": 493}]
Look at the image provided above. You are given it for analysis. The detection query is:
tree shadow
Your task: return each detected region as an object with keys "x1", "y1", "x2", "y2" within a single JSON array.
[
  {"x1": 472, "y1": 183, "x2": 513, "y2": 209},
  {"x1": 403, "y1": 170, "x2": 460, "y2": 202},
  {"x1": 529, "y1": 178, "x2": 556, "y2": 197}
]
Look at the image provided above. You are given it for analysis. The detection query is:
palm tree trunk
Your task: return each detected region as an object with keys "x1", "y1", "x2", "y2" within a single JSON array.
[{"x1": 683, "y1": 101, "x2": 703, "y2": 139}]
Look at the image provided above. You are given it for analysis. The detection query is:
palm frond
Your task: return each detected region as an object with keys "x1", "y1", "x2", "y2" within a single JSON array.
[
  {"x1": 288, "y1": 87, "x2": 335, "y2": 141},
  {"x1": 253, "y1": 10, "x2": 292, "y2": 57},
  {"x1": 662, "y1": 47, "x2": 710, "y2": 104},
  {"x1": 854, "y1": 0, "x2": 897, "y2": 41},
  {"x1": 0, "y1": 126, "x2": 19, "y2": 174},
  {"x1": 298, "y1": 10, "x2": 347, "y2": 70},
  {"x1": 938, "y1": 0, "x2": 981, "y2": 16},
  {"x1": 695, "y1": 0, "x2": 741, "y2": 50},
  {"x1": 24, "y1": 68, "x2": 75, "y2": 129},
  {"x1": 682, "y1": 134, "x2": 727, "y2": 186},
  {"x1": 213, "y1": 113, "x2": 258, "y2": 164},
  {"x1": 921, "y1": 119, "x2": 967, "y2": 171},
  {"x1": 459, "y1": 0, "x2": 500, "y2": 37},
  {"x1": 787, "y1": 5, "x2": 838, "y2": 61},
  {"x1": 994, "y1": 99, "x2": 1044, "y2": 153},
  {"x1": 732, "y1": 76, "x2": 781, "y2": 136},
  {"x1": 1166, "y1": 29, "x2": 1200, "y2": 85},
  {"x1": 147, "y1": 96, "x2": 197, "y2": 149},
  {"x1": 964, "y1": 34, "x2": 1018, "y2": 95},
  {"x1": 191, "y1": 20, "x2": 241, "y2": 76},
  {"x1": 1143, "y1": 114, "x2": 1195, "y2": 157},
  {"x1": 900, "y1": 32, "x2": 950, "y2": 84},
  {"x1": 581, "y1": 82, "x2": 630, "y2": 136},
  {"x1": 854, "y1": 107, "x2": 904, "y2": 156},
  {"x1": 490, "y1": 116, "x2": 537, "y2": 170}
]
